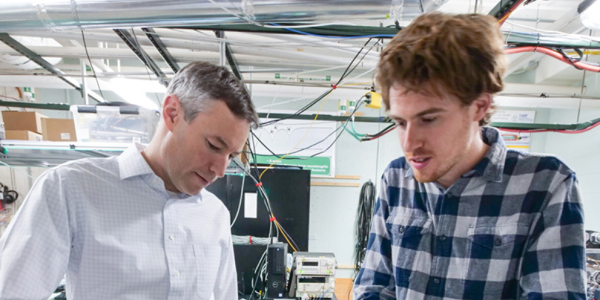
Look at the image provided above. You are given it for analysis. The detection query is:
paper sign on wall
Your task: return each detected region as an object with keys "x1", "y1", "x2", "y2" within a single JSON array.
[
  {"x1": 492, "y1": 110, "x2": 536, "y2": 153},
  {"x1": 253, "y1": 118, "x2": 337, "y2": 177},
  {"x1": 244, "y1": 193, "x2": 257, "y2": 219}
]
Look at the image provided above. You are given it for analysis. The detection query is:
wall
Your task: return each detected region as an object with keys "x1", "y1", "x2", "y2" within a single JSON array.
[
  {"x1": 542, "y1": 102, "x2": 600, "y2": 231},
  {"x1": 1, "y1": 83, "x2": 596, "y2": 280}
]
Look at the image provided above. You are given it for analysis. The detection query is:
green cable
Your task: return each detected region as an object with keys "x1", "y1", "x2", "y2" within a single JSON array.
[
  {"x1": 344, "y1": 125, "x2": 362, "y2": 141},
  {"x1": 351, "y1": 119, "x2": 367, "y2": 137}
]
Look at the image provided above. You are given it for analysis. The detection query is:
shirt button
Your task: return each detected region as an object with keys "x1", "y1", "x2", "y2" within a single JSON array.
[
  {"x1": 446, "y1": 193, "x2": 453, "y2": 199},
  {"x1": 494, "y1": 238, "x2": 502, "y2": 246},
  {"x1": 398, "y1": 226, "x2": 405, "y2": 234},
  {"x1": 174, "y1": 270, "x2": 180, "y2": 277},
  {"x1": 439, "y1": 235, "x2": 447, "y2": 241},
  {"x1": 169, "y1": 234, "x2": 175, "y2": 241},
  {"x1": 433, "y1": 278, "x2": 440, "y2": 284}
]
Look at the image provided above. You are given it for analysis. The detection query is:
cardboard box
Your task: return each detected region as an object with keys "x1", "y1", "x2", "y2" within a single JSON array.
[
  {"x1": 42, "y1": 118, "x2": 77, "y2": 142},
  {"x1": 1, "y1": 111, "x2": 47, "y2": 134},
  {"x1": 6, "y1": 130, "x2": 43, "y2": 141}
]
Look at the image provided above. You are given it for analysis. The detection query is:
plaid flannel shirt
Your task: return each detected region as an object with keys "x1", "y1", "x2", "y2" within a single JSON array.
[{"x1": 355, "y1": 127, "x2": 586, "y2": 300}]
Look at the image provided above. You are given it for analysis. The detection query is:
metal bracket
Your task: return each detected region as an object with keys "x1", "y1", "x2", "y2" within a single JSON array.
[
  {"x1": 488, "y1": 0, "x2": 521, "y2": 21},
  {"x1": 114, "y1": 29, "x2": 169, "y2": 87},
  {"x1": 142, "y1": 28, "x2": 180, "y2": 74},
  {"x1": 0, "y1": 33, "x2": 105, "y2": 102},
  {"x1": 215, "y1": 30, "x2": 243, "y2": 80}
]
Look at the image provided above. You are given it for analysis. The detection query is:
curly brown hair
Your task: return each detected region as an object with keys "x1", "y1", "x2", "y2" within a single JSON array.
[{"x1": 377, "y1": 13, "x2": 507, "y2": 126}]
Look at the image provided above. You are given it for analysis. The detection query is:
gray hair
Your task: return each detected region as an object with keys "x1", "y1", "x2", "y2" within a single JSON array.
[{"x1": 166, "y1": 61, "x2": 259, "y2": 128}]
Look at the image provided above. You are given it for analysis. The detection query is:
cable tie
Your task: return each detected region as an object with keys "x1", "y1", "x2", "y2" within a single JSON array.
[
  {"x1": 256, "y1": 182, "x2": 263, "y2": 187},
  {"x1": 332, "y1": 84, "x2": 338, "y2": 89},
  {"x1": 270, "y1": 217, "x2": 277, "y2": 222},
  {"x1": 249, "y1": 236, "x2": 253, "y2": 244}
]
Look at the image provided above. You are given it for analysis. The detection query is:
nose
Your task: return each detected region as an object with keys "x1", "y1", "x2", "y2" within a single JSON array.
[
  {"x1": 210, "y1": 154, "x2": 229, "y2": 179},
  {"x1": 400, "y1": 123, "x2": 422, "y2": 154}
]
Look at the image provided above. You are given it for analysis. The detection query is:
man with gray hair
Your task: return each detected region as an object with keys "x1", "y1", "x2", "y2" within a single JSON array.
[{"x1": 0, "y1": 61, "x2": 258, "y2": 299}]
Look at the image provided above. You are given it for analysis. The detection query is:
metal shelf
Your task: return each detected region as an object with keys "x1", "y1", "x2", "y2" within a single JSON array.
[
  {"x1": 0, "y1": 140, "x2": 246, "y2": 175},
  {"x1": 0, "y1": 140, "x2": 128, "y2": 167}
]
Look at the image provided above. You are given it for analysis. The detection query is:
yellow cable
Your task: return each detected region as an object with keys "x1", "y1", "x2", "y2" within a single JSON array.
[
  {"x1": 259, "y1": 89, "x2": 334, "y2": 180},
  {"x1": 567, "y1": 50, "x2": 600, "y2": 56},
  {"x1": 498, "y1": 12, "x2": 512, "y2": 24},
  {"x1": 339, "y1": 81, "x2": 372, "y2": 87},
  {"x1": 275, "y1": 221, "x2": 298, "y2": 252}
]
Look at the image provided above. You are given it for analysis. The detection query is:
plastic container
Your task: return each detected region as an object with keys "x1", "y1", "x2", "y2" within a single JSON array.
[{"x1": 70, "y1": 104, "x2": 160, "y2": 144}]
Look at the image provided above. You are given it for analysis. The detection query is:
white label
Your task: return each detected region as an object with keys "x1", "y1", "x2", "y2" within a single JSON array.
[
  {"x1": 79, "y1": 129, "x2": 90, "y2": 140},
  {"x1": 61, "y1": 133, "x2": 71, "y2": 140},
  {"x1": 244, "y1": 193, "x2": 257, "y2": 219}
]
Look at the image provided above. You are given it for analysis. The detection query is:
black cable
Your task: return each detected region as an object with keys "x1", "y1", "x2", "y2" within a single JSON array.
[
  {"x1": 276, "y1": 219, "x2": 301, "y2": 252},
  {"x1": 557, "y1": 48, "x2": 583, "y2": 70},
  {"x1": 353, "y1": 180, "x2": 377, "y2": 279},
  {"x1": 252, "y1": 99, "x2": 366, "y2": 159},
  {"x1": 0, "y1": 182, "x2": 18, "y2": 205},
  {"x1": 130, "y1": 28, "x2": 163, "y2": 108},
  {"x1": 259, "y1": 38, "x2": 375, "y2": 127},
  {"x1": 80, "y1": 30, "x2": 106, "y2": 101},
  {"x1": 360, "y1": 123, "x2": 398, "y2": 141},
  {"x1": 259, "y1": 89, "x2": 332, "y2": 127},
  {"x1": 248, "y1": 246, "x2": 269, "y2": 300},
  {"x1": 342, "y1": 40, "x2": 378, "y2": 82},
  {"x1": 371, "y1": 124, "x2": 397, "y2": 136},
  {"x1": 336, "y1": 38, "x2": 373, "y2": 85}
]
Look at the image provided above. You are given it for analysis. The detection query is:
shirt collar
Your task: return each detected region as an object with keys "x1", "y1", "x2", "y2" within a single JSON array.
[
  {"x1": 404, "y1": 127, "x2": 506, "y2": 183},
  {"x1": 118, "y1": 143, "x2": 203, "y2": 201},
  {"x1": 465, "y1": 127, "x2": 506, "y2": 182},
  {"x1": 118, "y1": 143, "x2": 156, "y2": 180}
]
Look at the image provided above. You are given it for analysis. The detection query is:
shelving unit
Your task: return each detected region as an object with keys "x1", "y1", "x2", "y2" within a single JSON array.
[{"x1": 0, "y1": 140, "x2": 128, "y2": 167}]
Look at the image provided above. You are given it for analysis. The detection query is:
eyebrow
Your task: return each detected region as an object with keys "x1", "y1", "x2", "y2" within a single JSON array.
[
  {"x1": 390, "y1": 107, "x2": 446, "y2": 121},
  {"x1": 214, "y1": 136, "x2": 243, "y2": 157}
]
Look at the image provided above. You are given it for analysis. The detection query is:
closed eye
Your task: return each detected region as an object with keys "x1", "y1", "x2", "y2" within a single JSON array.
[{"x1": 207, "y1": 141, "x2": 220, "y2": 151}]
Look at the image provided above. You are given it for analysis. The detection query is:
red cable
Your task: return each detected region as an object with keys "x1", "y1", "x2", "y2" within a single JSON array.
[
  {"x1": 505, "y1": 46, "x2": 600, "y2": 73},
  {"x1": 499, "y1": 120, "x2": 600, "y2": 134},
  {"x1": 364, "y1": 126, "x2": 397, "y2": 141},
  {"x1": 0, "y1": 95, "x2": 19, "y2": 101}
]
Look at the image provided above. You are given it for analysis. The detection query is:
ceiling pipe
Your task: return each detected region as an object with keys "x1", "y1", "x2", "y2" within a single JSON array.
[
  {"x1": 0, "y1": 44, "x2": 377, "y2": 70},
  {"x1": 0, "y1": 0, "x2": 444, "y2": 32}
]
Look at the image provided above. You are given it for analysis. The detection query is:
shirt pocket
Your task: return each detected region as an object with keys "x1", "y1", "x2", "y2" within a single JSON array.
[
  {"x1": 194, "y1": 244, "x2": 222, "y2": 299},
  {"x1": 387, "y1": 215, "x2": 433, "y2": 284},
  {"x1": 464, "y1": 224, "x2": 529, "y2": 296}
]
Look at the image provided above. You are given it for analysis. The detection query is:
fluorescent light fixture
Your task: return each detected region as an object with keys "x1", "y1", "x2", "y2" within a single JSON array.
[
  {"x1": 104, "y1": 78, "x2": 165, "y2": 110},
  {"x1": 579, "y1": 0, "x2": 600, "y2": 30}
]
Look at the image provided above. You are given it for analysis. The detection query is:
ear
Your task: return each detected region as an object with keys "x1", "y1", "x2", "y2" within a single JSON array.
[
  {"x1": 163, "y1": 94, "x2": 182, "y2": 132},
  {"x1": 471, "y1": 93, "x2": 492, "y2": 124}
]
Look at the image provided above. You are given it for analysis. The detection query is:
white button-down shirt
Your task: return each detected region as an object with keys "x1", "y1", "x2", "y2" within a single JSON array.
[{"x1": 0, "y1": 144, "x2": 237, "y2": 300}]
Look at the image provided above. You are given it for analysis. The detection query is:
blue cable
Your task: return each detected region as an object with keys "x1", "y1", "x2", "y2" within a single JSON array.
[
  {"x1": 270, "y1": 23, "x2": 396, "y2": 39},
  {"x1": 319, "y1": 289, "x2": 334, "y2": 300}
]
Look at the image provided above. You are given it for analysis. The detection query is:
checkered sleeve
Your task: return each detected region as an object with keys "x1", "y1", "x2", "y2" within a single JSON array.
[
  {"x1": 354, "y1": 175, "x2": 397, "y2": 300},
  {"x1": 520, "y1": 172, "x2": 586, "y2": 300}
]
